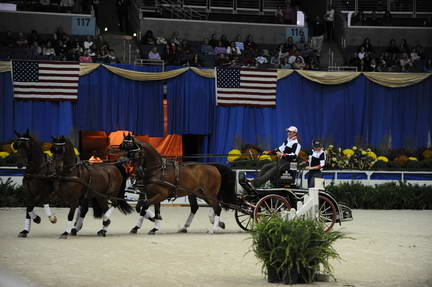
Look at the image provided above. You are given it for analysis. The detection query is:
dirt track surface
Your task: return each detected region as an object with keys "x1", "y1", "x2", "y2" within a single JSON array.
[{"x1": 0, "y1": 207, "x2": 431, "y2": 287}]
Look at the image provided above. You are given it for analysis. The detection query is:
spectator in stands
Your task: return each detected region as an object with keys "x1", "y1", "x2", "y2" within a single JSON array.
[
  {"x1": 275, "y1": 6, "x2": 284, "y2": 24},
  {"x1": 296, "y1": 34, "x2": 307, "y2": 51},
  {"x1": 28, "y1": 30, "x2": 40, "y2": 45},
  {"x1": 30, "y1": 41, "x2": 42, "y2": 56},
  {"x1": 348, "y1": 51, "x2": 360, "y2": 68},
  {"x1": 244, "y1": 34, "x2": 257, "y2": 51},
  {"x1": 270, "y1": 49, "x2": 280, "y2": 67},
  {"x1": 15, "y1": 33, "x2": 28, "y2": 47},
  {"x1": 148, "y1": 47, "x2": 161, "y2": 60},
  {"x1": 386, "y1": 39, "x2": 400, "y2": 56},
  {"x1": 376, "y1": 54, "x2": 388, "y2": 72},
  {"x1": 95, "y1": 35, "x2": 109, "y2": 51},
  {"x1": 361, "y1": 37, "x2": 374, "y2": 54},
  {"x1": 241, "y1": 46, "x2": 257, "y2": 67},
  {"x1": 367, "y1": 10, "x2": 380, "y2": 26},
  {"x1": 410, "y1": 48, "x2": 421, "y2": 62},
  {"x1": 423, "y1": 59, "x2": 432, "y2": 72},
  {"x1": 220, "y1": 35, "x2": 230, "y2": 48},
  {"x1": 200, "y1": 39, "x2": 214, "y2": 55},
  {"x1": 281, "y1": 56, "x2": 293, "y2": 69},
  {"x1": 71, "y1": 41, "x2": 83, "y2": 59},
  {"x1": 282, "y1": 36, "x2": 294, "y2": 55},
  {"x1": 214, "y1": 41, "x2": 227, "y2": 55},
  {"x1": 142, "y1": 30, "x2": 156, "y2": 45},
  {"x1": 399, "y1": 39, "x2": 410, "y2": 54},
  {"x1": 234, "y1": 34, "x2": 244, "y2": 52},
  {"x1": 106, "y1": 49, "x2": 120, "y2": 64},
  {"x1": 215, "y1": 53, "x2": 229, "y2": 66},
  {"x1": 382, "y1": 10, "x2": 392, "y2": 26},
  {"x1": 189, "y1": 53, "x2": 202, "y2": 67},
  {"x1": 226, "y1": 41, "x2": 241, "y2": 57},
  {"x1": 169, "y1": 32, "x2": 181, "y2": 46},
  {"x1": 413, "y1": 44, "x2": 424, "y2": 59},
  {"x1": 293, "y1": 56, "x2": 306, "y2": 70},
  {"x1": 208, "y1": 33, "x2": 218, "y2": 48},
  {"x1": 84, "y1": 35, "x2": 94, "y2": 51},
  {"x1": 255, "y1": 49, "x2": 269, "y2": 68},
  {"x1": 282, "y1": 0, "x2": 297, "y2": 24},
  {"x1": 369, "y1": 58, "x2": 377, "y2": 71},
  {"x1": 399, "y1": 53, "x2": 413, "y2": 72},
  {"x1": 43, "y1": 40, "x2": 56, "y2": 58},
  {"x1": 324, "y1": 4, "x2": 335, "y2": 41},
  {"x1": 310, "y1": 16, "x2": 325, "y2": 56}
]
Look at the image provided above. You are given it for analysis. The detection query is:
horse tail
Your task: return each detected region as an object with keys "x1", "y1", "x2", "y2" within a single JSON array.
[
  {"x1": 114, "y1": 163, "x2": 134, "y2": 215},
  {"x1": 209, "y1": 163, "x2": 238, "y2": 207},
  {"x1": 91, "y1": 197, "x2": 104, "y2": 218}
]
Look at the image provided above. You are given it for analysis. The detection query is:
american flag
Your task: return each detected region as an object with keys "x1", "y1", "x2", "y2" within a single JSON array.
[
  {"x1": 215, "y1": 67, "x2": 277, "y2": 107},
  {"x1": 12, "y1": 60, "x2": 80, "y2": 101}
]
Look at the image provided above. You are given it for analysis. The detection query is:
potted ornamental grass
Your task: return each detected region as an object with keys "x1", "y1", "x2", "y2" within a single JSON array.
[{"x1": 250, "y1": 216, "x2": 347, "y2": 284}]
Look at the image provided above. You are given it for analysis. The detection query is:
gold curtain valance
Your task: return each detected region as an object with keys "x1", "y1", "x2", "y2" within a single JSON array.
[
  {"x1": 297, "y1": 70, "x2": 361, "y2": 85},
  {"x1": 1, "y1": 61, "x2": 431, "y2": 87},
  {"x1": 364, "y1": 72, "x2": 432, "y2": 88}
]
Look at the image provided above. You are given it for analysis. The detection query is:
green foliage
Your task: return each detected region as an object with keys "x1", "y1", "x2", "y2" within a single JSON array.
[
  {"x1": 250, "y1": 216, "x2": 347, "y2": 283},
  {"x1": 327, "y1": 182, "x2": 432, "y2": 209},
  {"x1": 0, "y1": 178, "x2": 27, "y2": 207}
]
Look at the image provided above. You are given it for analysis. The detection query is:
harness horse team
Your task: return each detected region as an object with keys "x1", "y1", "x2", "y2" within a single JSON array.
[{"x1": 13, "y1": 130, "x2": 353, "y2": 239}]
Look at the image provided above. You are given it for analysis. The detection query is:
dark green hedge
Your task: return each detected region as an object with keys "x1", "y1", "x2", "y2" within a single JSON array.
[{"x1": 327, "y1": 182, "x2": 432, "y2": 209}]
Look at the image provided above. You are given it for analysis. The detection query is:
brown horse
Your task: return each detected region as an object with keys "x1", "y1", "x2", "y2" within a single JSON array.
[
  {"x1": 120, "y1": 133, "x2": 238, "y2": 234},
  {"x1": 13, "y1": 130, "x2": 58, "y2": 238},
  {"x1": 50, "y1": 136, "x2": 133, "y2": 238}
]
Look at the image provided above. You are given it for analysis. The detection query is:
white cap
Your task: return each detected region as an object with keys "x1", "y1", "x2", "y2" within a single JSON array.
[{"x1": 286, "y1": 126, "x2": 298, "y2": 133}]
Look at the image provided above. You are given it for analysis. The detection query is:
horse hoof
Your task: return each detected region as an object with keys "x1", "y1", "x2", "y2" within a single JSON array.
[
  {"x1": 103, "y1": 219, "x2": 111, "y2": 227},
  {"x1": 148, "y1": 228, "x2": 158, "y2": 235},
  {"x1": 155, "y1": 215, "x2": 162, "y2": 220},
  {"x1": 218, "y1": 221, "x2": 226, "y2": 229},
  {"x1": 33, "y1": 216, "x2": 41, "y2": 224},
  {"x1": 59, "y1": 232, "x2": 69, "y2": 239},
  {"x1": 97, "y1": 230, "x2": 107, "y2": 237},
  {"x1": 49, "y1": 216, "x2": 57, "y2": 224},
  {"x1": 18, "y1": 230, "x2": 28, "y2": 238},
  {"x1": 135, "y1": 205, "x2": 141, "y2": 213},
  {"x1": 148, "y1": 217, "x2": 155, "y2": 222},
  {"x1": 70, "y1": 229, "x2": 77, "y2": 236},
  {"x1": 130, "y1": 226, "x2": 139, "y2": 234},
  {"x1": 178, "y1": 228, "x2": 187, "y2": 233}
]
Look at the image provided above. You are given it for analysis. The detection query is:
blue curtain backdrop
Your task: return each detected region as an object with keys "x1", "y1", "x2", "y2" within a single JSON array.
[
  {"x1": 76, "y1": 65, "x2": 164, "y2": 136},
  {"x1": 166, "y1": 67, "x2": 215, "y2": 135}
]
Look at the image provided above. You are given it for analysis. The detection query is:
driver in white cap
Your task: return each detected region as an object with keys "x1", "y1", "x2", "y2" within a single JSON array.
[{"x1": 247, "y1": 125, "x2": 301, "y2": 189}]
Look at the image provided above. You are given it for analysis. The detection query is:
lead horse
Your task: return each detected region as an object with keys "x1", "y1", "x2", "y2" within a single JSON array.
[
  {"x1": 120, "y1": 133, "x2": 238, "y2": 234},
  {"x1": 14, "y1": 130, "x2": 58, "y2": 238},
  {"x1": 50, "y1": 136, "x2": 133, "y2": 238}
]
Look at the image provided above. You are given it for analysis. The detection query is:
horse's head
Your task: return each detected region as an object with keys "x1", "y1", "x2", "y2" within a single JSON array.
[
  {"x1": 13, "y1": 129, "x2": 33, "y2": 168},
  {"x1": 50, "y1": 136, "x2": 67, "y2": 173}
]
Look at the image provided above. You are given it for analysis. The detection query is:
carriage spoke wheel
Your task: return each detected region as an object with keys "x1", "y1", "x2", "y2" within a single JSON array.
[
  {"x1": 319, "y1": 195, "x2": 337, "y2": 232},
  {"x1": 254, "y1": 194, "x2": 291, "y2": 223},
  {"x1": 234, "y1": 209, "x2": 254, "y2": 231}
]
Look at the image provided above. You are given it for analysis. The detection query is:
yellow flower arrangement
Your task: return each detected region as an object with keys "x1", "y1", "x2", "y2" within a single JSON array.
[
  {"x1": 408, "y1": 157, "x2": 418, "y2": 161},
  {"x1": 227, "y1": 149, "x2": 241, "y2": 162},
  {"x1": 367, "y1": 151, "x2": 377, "y2": 159},
  {"x1": 377, "y1": 156, "x2": 389, "y2": 163},
  {"x1": 44, "y1": 150, "x2": 53, "y2": 157},
  {"x1": 74, "y1": 147, "x2": 80, "y2": 156},
  {"x1": 342, "y1": 149, "x2": 354, "y2": 158},
  {"x1": 258, "y1": 154, "x2": 272, "y2": 161},
  {"x1": 0, "y1": 151, "x2": 10, "y2": 158}
]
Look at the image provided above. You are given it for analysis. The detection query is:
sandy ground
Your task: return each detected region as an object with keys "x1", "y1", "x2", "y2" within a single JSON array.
[{"x1": 0, "y1": 207, "x2": 431, "y2": 287}]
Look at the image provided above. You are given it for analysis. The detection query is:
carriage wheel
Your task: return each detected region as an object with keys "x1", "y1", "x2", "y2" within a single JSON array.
[
  {"x1": 234, "y1": 209, "x2": 254, "y2": 232},
  {"x1": 319, "y1": 195, "x2": 337, "y2": 232},
  {"x1": 254, "y1": 194, "x2": 291, "y2": 223}
]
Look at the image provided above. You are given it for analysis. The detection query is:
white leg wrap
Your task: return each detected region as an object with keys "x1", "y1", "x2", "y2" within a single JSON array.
[
  {"x1": 103, "y1": 207, "x2": 114, "y2": 221},
  {"x1": 136, "y1": 216, "x2": 145, "y2": 228},
  {"x1": 44, "y1": 204, "x2": 53, "y2": 217},
  {"x1": 24, "y1": 218, "x2": 31, "y2": 232},
  {"x1": 212, "y1": 215, "x2": 220, "y2": 233},
  {"x1": 208, "y1": 209, "x2": 215, "y2": 224},
  {"x1": 74, "y1": 207, "x2": 80, "y2": 219},
  {"x1": 155, "y1": 219, "x2": 161, "y2": 230},
  {"x1": 29, "y1": 210, "x2": 37, "y2": 220},
  {"x1": 75, "y1": 217, "x2": 84, "y2": 231},
  {"x1": 184, "y1": 213, "x2": 195, "y2": 228},
  {"x1": 65, "y1": 221, "x2": 73, "y2": 233},
  {"x1": 144, "y1": 210, "x2": 155, "y2": 220}
]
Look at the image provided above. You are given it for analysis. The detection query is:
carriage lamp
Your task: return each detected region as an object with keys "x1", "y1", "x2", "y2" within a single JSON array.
[{"x1": 104, "y1": 27, "x2": 108, "y2": 32}]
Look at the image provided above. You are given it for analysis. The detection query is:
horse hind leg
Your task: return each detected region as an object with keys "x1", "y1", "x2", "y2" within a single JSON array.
[
  {"x1": 130, "y1": 201, "x2": 157, "y2": 235},
  {"x1": 59, "y1": 207, "x2": 77, "y2": 239},
  {"x1": 44, "y1": 204, "x2": 57, "y2": 224},
  {"x1": 207, "y1": 208, "x2": 225, "y2": 230},
  {"x1": 208, "y1": 201, "x2": 223, "y2": 234},
  {"x1": 178, "y1": 195, "x2": 199, "y2": 233},
  {"x1": 71, "y1": 203, "x2": 89, "y2": 236}
]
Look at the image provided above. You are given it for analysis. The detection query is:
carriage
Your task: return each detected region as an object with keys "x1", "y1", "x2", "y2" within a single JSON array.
[{"x1": 220, "y1": 163, "x2": 353, "y2": 232}]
